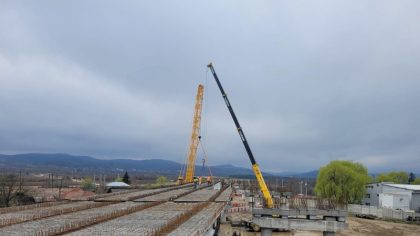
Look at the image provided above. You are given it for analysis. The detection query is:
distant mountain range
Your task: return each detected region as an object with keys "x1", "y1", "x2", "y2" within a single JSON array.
[{"x1": 0, "y1": 153, "x2": 321, "y2": 178}]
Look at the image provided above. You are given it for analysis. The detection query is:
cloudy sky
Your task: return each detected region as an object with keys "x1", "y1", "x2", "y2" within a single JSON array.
[{"x1": 1, "y1": 1, "x2": 419, "y2": 174}]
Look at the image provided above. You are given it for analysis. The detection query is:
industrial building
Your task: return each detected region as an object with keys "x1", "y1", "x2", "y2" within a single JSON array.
[{"x1": 363, "y1": 182, "x2": 420, "y2": 212}]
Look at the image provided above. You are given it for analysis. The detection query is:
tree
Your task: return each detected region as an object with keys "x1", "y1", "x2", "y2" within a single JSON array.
[
  {"x1": 80, "y1": 178, "x2": 94, "y2": 190},
  {"x1": 314, "y1": 160, "x2": 372, "y2": 204},
  {"x1": 156, "y1": 176, "x2": 167, "y2": 185},
  {"x1": 122, "y1": 171, "x2": 131, "y2": 184},
  {"x1": 374, "y1": 171, "x2": 409, "y2": 184},
  {"x1": 412, "y1": 178, "x2": 420, "y2": 185},
  {"x1": 115, "y1": 177, "x2": 123, "y2": 182},
  {"x1": 0, "y1": 173, "x2": 27, "y2": 207},
  {"x1": 409, "y1": 172, "x2": 416, "y2": 184}
]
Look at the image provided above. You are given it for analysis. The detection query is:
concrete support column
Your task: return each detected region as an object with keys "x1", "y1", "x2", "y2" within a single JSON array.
[
  {"x1": 248, "y1": 201, "x2": 253, "y2": 212},
  {"x1": 220, "y1": 210, "x2": 227, "y2": 223},
  {"x1": 261, "y1": 228, "x2": 273, "y2": 236},
  {"x1": 323, "y1": 216, "x2": 337, "y2": 236}
]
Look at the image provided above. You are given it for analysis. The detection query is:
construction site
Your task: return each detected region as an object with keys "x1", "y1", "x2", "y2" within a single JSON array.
[
  {"x1": 0, "y1": 63, "x2": 418, "y2": 236},
  {"x1": 0, "y1": 64, "x2": 351, "y2": 236}
]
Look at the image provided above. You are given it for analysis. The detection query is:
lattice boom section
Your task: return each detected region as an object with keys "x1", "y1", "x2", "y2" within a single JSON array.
[{"x1": 65, "y1": 202, "x2": 199, "y2": 236}]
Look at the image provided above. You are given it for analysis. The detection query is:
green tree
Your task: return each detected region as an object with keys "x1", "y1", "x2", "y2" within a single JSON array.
[
  {"x1": 408, "y1": 172, "x2": 416, "y2": 184},
  {"x1": 80, "y1": 178, "x2": 94, "y2": 190},
  {"x1": 412, "y1": 178, "x2": 420, "y2": 185},
  {"x1": 156, "y1": 176, "x2": 167, "y2": 185},
  {"x1": 122, "y1": 171, "x2": 131, "y2": 184},
  {"x1": 314, "y1": 160, "x2": 372, "y2": 204},
  {"x1": 374, "y1": 171, "x2": 409, "y2": 184}
]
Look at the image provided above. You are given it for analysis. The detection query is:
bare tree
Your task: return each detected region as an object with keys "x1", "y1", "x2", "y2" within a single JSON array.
[{"x1": 0, "y1": 173, "x2": 26, "y2": 207}]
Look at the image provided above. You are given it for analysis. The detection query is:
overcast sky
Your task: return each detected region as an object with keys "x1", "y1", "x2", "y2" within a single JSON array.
[{"x1": 1, "y1": 1, "x2": 419, "y2": 174}]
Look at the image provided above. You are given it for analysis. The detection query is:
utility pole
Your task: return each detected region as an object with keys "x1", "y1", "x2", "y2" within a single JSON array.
[
  {"x1": 19, "y1": 171, "x2": 22, "y2": 192},
  {"x1": 58, "y1": 179, "x2": 63, "y2": 201},
  {"x1": 300, "y1": 181, "x2": 303, "y2": 195}
]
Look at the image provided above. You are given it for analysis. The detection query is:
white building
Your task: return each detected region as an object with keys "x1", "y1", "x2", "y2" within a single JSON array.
[
  {"x1": 379, "y1": 193, "x2": 410, "y2": 210},
  {"x1": 363, "y1": 183, "x2": 420, "y2": 212}
]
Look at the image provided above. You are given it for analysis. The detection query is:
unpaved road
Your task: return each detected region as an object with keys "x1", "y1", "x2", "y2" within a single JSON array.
[
  {"x1": 221, "y1": 207, "x2": 420, "y2": 236},
  {"x1": 338, "y1": 217, "x2": 420, "y2": 236}
]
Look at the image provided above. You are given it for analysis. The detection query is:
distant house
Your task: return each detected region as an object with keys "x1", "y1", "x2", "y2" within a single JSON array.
[
  {"x1": 105, "y1": 182, "x2": 130, "y2": 193},
  {"x1": 363, "y1": 182, "x2": 420, "y2": 212},
  {"x1": 106, "y1": 182, "x2": 130, "y2": 188}
]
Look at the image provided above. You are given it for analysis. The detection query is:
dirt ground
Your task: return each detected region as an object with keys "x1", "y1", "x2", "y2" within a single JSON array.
[
  {"x1": 220, "y1": 196, "x2": 420, "y2": 236},
  {"x1": 221, "y1": 215, "x2": 420, "y2": 236}
]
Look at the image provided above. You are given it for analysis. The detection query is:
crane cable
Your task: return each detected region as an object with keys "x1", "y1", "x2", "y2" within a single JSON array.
[{"x1": 198, "y1": 137, "x2": 213, "y2": 177}]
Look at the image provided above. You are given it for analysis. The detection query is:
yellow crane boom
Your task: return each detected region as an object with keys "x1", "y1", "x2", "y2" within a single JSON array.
[
  {"x1": 184, "y1": 84, "x2": 204, "y2": 183},
  {"x1": 207, "y1": 63, "x2": 274, "y2": 208}
]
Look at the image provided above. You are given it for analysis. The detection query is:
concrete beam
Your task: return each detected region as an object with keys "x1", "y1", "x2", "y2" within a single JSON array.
[
  {"x1": 253, "y1": 208, "x2": 348, "y2": 217},
  {"x1": 252, "y1": 217, "x2": 348, "y2": 233}
]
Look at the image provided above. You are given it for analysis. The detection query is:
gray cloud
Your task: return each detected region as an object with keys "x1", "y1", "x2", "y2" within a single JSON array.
[{"x1": 1, "y1": 1, "x2": 420, "y2": 174}]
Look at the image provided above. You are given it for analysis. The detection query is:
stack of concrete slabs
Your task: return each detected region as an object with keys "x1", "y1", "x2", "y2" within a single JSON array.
[
  {"x1": 168, "y1": 202, "x2": 226, "y2": 236},
  {"x1": 76, "y1": 189, "x2": 138, "y2": 201},
  {"x1": 174, "y1": 188, "x2": 219, "y2": 202},
  {"x1": 215, "y1": 188, "x2": 232, "y2": 202},
  {"x1": 0, "y1": 202, "x2": 149, "y2": 236},
  {"x1": 0, "y1": 201, "x2": 106, "y2": 227},
  {"x1": 134, "y1": 187, "x2": 194, "y2": 202},
  {"x1": 65, "y1": 202, "x2": 199, "y2": 236},
  {"x1": 94, "y1": 187, "x2": 176, "y2": 202}
]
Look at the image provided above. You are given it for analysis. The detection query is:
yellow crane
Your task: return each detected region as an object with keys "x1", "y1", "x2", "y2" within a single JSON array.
[
  {"x1": 178, "y1": 85, "x2": 204, "y2": 184},
  {"x1": 207, "y1": 63, "x2": 274, "y2": 208}
]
